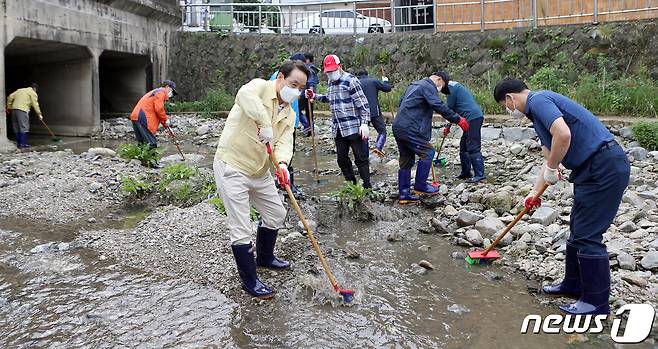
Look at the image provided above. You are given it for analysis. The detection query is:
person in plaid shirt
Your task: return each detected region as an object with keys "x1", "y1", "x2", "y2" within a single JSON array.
[{"x1": 306, "y1": 55, "x2": 372, "y2": 188}]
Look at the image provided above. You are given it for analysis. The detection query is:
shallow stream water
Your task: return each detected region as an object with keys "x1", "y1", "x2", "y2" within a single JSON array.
[{"x1": 1, "y1": 135, "x2": 652, "y2": 348}]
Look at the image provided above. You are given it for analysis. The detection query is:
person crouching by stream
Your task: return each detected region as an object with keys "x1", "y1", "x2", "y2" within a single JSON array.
[
  {"x1": 129, "y1": 80, "x2": 178, "y2": 151},
  {"x1": 213, "y1": 61, "x2": 310, "y2": 299}
]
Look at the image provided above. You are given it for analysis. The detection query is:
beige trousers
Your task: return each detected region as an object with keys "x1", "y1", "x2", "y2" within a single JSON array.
[{"x1": 213, "y1": 159, "x2": 286, "y2": 245}]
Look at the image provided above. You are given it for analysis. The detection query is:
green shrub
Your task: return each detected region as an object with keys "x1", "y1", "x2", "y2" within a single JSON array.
[
  {"x1": 117, "y1": 143, "x2": 163, "y2": 168},
  {"x1": 631, "y1": 121, "x2": 658, "y2": 151},
  {"x1": 165, "y1": 88, "x2": 235, "y2": 117},
  {"x1": 160, "y1": 163, "x2": 198, "y2": 190},
  {"x1": 120, "y1": 175, "x2": 153, "y2": 199},
  {"x1": 528, "y1": 66, "x2": 570, "y2": 96},
  {"x1": 331, "y1": 181, "x2": 372, "y2": 209}
]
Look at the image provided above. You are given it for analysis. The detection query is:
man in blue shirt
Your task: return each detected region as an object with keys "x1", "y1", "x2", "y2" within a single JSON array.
[
  {"x1": 356, "y1": 69, "x2": 392, "y2": 157},
  {"x1": 393, "y1": 71, "x2": 470, "y2": 204},
  {"x1": 494, "y1": 78, "x2": 630, "y2": 316},
  {"x1": 306, "y1": 55, "x2": 372, "y2": 188},
  {"x1": 298, "y1": 53, "x2": 320, "y2": 137},
  {"x1": 435, "y1": 71, "x2": 486, "y2": 183}
]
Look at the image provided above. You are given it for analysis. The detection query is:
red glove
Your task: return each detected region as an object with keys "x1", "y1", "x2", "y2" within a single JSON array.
[
  {"x1": 524, "y1": 195, "x2": 542, "y2": 211},
  {"x1": 442, "y1": 126, "x2": 450, "y2": 137},
  {"x1": 276, "y1": 163, "x2": 290, "y2": 188},
  {"x1": 305, "y1": 89, "x2": 315, "y2": 100},
  {"x1": 457, "y1": 117, "x2": 470, "y2": 132}
]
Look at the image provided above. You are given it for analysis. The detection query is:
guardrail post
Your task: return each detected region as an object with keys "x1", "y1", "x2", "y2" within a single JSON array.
[
  {"x1": 288, "y1": 6, "x2": 293, "y2": 36},
  {"x1": 593, "y1": 0, "x2": 599, "y2": 23},
  {"x1": 532, "y1": 0, "x2": 537, "y2": 28},
  {"x1": 204, "y1": 6, "x2": 210, "y2": 31},
  {"x1": 258, "y1": 4, "x2": 263, "y2": 33},
  {"x1": 433, "y1": 0, "x2": 437, "y2": 34},
  {"x1": 480, "y1": 0, "x2": 485, "y2": 32},
  {"x1": 390, "y1": 0, "x2": 396, "y2": 33},
  {"x1": 353, "y1": 1, "x2": 358, "y2": 36}
]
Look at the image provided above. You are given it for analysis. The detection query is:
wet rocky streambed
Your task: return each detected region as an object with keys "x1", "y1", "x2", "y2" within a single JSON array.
[{"x1": 1, "y1": 114, "x2": 657, "y2": 348}]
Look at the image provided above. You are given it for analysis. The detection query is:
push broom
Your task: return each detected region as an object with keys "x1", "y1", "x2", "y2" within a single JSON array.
[
  {"x1": 164, "y1": 124, "x2": 185, "y2": 160},
  {"x1": 266, "y1": 143, "x2": 354, "y2": 303},
  {"x1": 39, "y1": 118, "x2": 62, "y2": 142},
  {"x1": 430, "y1": 126, "x2": 449, "y2": 186},
  {"x1": 466, "y1": 182, "x2": 549, "y2": 265}
]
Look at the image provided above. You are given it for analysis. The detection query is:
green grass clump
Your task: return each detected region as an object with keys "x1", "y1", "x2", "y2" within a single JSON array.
[
  {"x1": 117, "y1": 143, "x2": 163, "y2": 168},
  {"x1": 120, "y1": 175, "x2": 153, "y2": 199},
  {"x1": 165, "y1": 88, "x2": 235, "y2": 117},
  {"x1": 331, "y1": 181, "x2": 373, "y2": 209},
  {"x1": 631, "y1": 121, "x2": 658, "y2": 151}
]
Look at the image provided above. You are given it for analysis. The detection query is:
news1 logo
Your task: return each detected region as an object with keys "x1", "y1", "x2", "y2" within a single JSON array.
[{"x1": 521, "y1": 304, "x2": 655, "y2": 343}]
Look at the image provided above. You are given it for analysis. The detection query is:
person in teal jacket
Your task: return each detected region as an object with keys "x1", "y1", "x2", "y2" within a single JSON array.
[{"x1": 435, "y1": 71, "x2": 486, "y2": 183}]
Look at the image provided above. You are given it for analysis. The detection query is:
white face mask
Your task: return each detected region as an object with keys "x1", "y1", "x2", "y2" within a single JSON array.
[
  {"x1": 506, "y1": 95, "x2": 525, "y2": 119},
  {"x1": 280, "y1": 85, "x2": 301, "y2": 103},
  {"x1": 328, "y1": 71, "x2": 342, "y2": 82},
  {"x1": 167, "y1": 89, "x2": 173, "y2": 99}
]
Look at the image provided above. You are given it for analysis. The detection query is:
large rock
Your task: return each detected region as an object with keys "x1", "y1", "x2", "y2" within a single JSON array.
[
  {"x1": 474, "y1": 217, "x2": 505, "y2": 238},
  {"x1": 502, "y1": 127, "x2": 536, "y2": 142},
  {"x1": 482, "y1": 191, "x2": 513, "y2": 215},
  {"x1": 509, "y1": 143, "x2": 527, "y2": 156},
  {"x1": 618, "y1": 221, "x2": 636, "y2": 232},
  {"x1": 465, "y1": 229, "x2": 484, "y2": 246},
  {"x1": 530, "y1": 206, "x2": 558, "y2": 225},
  {"x1": 196, "y1": 125, "x2": 211, "y2": 135},
  {"x1": 160, "y1": 153, "x2": 205, "y2": 165},
  {"x1": 88, "y1": 147, "x2": 116, "y2": 157},
  {"x1": 640, "y1": 250, "x2": 658, "y2": 270},
  {"x1": 617, "y1": 252, "x2": 636, "y2": 271},
  {"x1": 492, "y1": 229, "x2": 513, "y2": 247},
  {"x1": 430, "y1": 218, "x2": 451, "y2": 234},
  {"x1": 627, "y1": 147, "x2": 647, "y2": 161},
  {"x1": 481, "y1": 127, "x2": 501, "y2": 140},
  {"x1": 620, "y1": 127, "x2": 634, "y2": 139},
  {"x1": 456, "y1": 210, "x2": 484, "y2": 227}
]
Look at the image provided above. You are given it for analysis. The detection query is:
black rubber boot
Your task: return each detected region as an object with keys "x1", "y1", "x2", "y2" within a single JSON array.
[
  {"x1": 231, "y1": 243, "x2": 274, "y2": 298},
  {"x1": 559, "y1": 253, "x2": 611, "y2": 315},
  {"x1": 543, "y1": 242, "x2": 581, "y2": 299},
  {"x1": 256, "y1": 226, "x2": 290, "y2": 269},
  {"x1": 466, "y1": 151, "x2": 486, "y2": 183}
]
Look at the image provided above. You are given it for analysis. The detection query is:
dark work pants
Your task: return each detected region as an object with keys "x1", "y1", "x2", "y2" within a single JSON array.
[
  {"x1": 459, "y1": 117, "x2": 483, "y2": 154},
  {"x1": 568, "y1": 142, "x2": 630, "y2": 255},
  {"x1": 371, "y1": 111, "x2": 386, "y2": 135},
  {"x1": 393, "y1": 129, "x2": 435, "y2": 170},
  {"x1": 335, "y1": 128, "x2": 371, "y2": 188},
  {"x1": 132, "y1": 117, "x2": 158, "y2": 148}
]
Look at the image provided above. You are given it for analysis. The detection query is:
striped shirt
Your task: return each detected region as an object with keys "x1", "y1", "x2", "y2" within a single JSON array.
[{"x1": 316, "y1": 72, "x2": 370, "y2": 137}]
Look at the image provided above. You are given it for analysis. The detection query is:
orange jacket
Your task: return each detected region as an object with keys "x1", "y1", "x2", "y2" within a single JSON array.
[{"x1": 130, "y1": 88, "x2": 169, "y2": 134}]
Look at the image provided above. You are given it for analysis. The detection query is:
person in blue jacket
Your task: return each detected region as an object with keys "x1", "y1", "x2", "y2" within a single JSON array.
[
  {"x1": 494, "y1": 78, "x2": 630, "y2": 315},
  {"x1": 393, "y1": 71, "x2": 470, "y2": 204},
  {"x1": 356, "y1": 68, "x2": 392, "y2": 157},
  {"x1": 298, "y1": 53, "x2": 320, "y2": 137},
  {"x1": 434, "y1": 71, "x2": 486, "y2": 183},
  {"x1": 269, "y1": 54, "x2": 303, "y2": 196}
]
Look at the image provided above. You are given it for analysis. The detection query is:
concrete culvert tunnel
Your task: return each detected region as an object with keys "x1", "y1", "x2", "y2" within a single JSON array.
[
  {"x1": 99, "y1": 51, "x2": 152, "y2": 116},
  {"x1": 5, "y1": 37, "x2": 94, "y2": 137}
]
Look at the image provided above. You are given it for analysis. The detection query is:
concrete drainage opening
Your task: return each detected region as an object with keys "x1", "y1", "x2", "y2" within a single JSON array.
[
  {"x1": 5, "y1": 37, "x2": 94, "y2": 136},
  {"x1": 99, "y1": 51, "x2": 152, "y2": 118}
]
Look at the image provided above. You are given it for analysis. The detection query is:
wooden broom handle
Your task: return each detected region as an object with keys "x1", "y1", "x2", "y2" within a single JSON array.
[
  {"x1": 484, "y1": 183, "x2": 550, "y2": 254},
  {"x1": 266, "y1": 143, "x2": 340, "y2": 288}
]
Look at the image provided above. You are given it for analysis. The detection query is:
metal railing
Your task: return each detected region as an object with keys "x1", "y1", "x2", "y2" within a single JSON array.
[{"x1": 180, "y1": 0, "x2": 658, "y2": 34}]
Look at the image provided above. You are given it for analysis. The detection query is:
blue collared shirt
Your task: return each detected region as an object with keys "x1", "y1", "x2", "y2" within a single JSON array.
[
  {"x1": 446, "y1": 81, "x2": 483, "y2": 122},
  {"x1": 315, "y1": 72, "x2": 370, "y2": 137},
  {"x1": 525, "y1": 90, "x2": 614, "y2": 170}
]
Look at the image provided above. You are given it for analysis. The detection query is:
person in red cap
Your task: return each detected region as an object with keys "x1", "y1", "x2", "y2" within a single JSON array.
[{"x1": 306, "y1": 55, "x2": 372, "y2": 188}]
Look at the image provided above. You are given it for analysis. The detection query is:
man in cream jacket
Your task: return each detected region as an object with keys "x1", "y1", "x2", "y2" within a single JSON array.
[{"x1": 214, "y1": 61, "x2": 309, "y2": 299}]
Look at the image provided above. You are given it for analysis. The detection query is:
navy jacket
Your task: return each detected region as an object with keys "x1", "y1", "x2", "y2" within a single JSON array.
[
  {"x1": 357, "y1": 73, "x2": 391, "y2": 119},
  {"x1": 446, "y1": 81, "x2": 483, "y2": 121},
  {"x1": 393, "y1": 78, "x2": 460, "y2": 140}
]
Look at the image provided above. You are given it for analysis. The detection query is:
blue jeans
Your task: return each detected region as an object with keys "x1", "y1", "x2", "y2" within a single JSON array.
[
  {"x1": 568, "y1": 142, "x2": 630, "y2": 255},
  {"x1": 132, "y1": 112, "x2": 158, "y2": 148}
]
